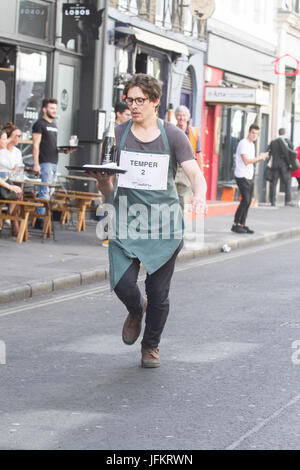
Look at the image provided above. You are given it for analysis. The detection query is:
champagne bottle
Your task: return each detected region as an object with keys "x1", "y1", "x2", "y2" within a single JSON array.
[{"x1": 101, "y1": 111, "x2": 116, "y2": 165}]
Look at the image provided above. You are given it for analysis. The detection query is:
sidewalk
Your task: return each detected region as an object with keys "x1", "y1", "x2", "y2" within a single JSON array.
[{"x1": 0, "y1": 203, "x2": 299, "y2": 304}]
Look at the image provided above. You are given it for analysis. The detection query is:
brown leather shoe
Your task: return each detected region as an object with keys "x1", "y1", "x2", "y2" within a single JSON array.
[
  {"x1": 122, "y1": 298, "x2": 147, "y2": 345},
  {"x1": 141, "y1": 347, "x2": 160, "y2": 368}
]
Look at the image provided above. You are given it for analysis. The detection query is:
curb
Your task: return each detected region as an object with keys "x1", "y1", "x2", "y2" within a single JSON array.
[{"x1": 0, "y1": 227, "x2": 300, "y2": 305}]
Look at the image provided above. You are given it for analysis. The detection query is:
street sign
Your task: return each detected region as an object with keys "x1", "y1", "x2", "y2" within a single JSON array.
[{"x1": 205, "y1": 87, "x2": 270, "y2": 106}]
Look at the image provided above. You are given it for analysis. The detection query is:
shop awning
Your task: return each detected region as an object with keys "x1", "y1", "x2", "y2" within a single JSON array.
[{"x1": 132, "y1": 27, "x2": 189, "y2": 56}]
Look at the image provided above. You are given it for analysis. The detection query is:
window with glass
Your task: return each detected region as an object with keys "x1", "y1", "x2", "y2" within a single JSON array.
[
  {"x1": 155, "y1": 0, "x2": 173, "y2": 29},
  {"x1": 218, "y1": 106, "x2": 258, "y2": 182},
  {"x1": 147, "y1": 57, "x2": 162, "y2": 80},
  {"x1": 293, "y1": 0, "x2": 300, "y2": 13},
  {"x1": 118, "y1": 0, "x2": 138, "y2": 15},
  {"x1": 113, "y1": 48, "x2": 131, "y2": 104},
  {"x1": 183, "y1": 5, "x2": 199, "y2": 37},
  {"x1": 18, "y1": 0, "x2": 49, "y2": 40},
  {"x1": 15, "y1": 50, "x2": 48, "y2": 141}
]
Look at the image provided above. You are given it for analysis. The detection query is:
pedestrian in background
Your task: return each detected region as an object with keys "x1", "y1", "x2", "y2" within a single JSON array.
[
  {"x1": 292, "y1": 145, "x2": 300, "y2": 206},
  {"x1": 115, "y1": 102, "x2": 131, "y2": 125},
  {"x1": 231, "y1": 124, "x2": 268, "y2": 234},
  {"x1": 268, "y1": 128, "x2": 295, "y2": 207},
  {"x1": 175, "y1": 105, "x2": 203, "y2": 212}
]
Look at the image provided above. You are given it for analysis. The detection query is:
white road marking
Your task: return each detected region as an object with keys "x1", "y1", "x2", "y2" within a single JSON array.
[
  {"x1": 226, "y1": 391, "x2": 300, "y2": 450},
  {"x1": 0, "y1": 284, "x2": 109, "y2": 318},
  {"x1": 0, "y1": 235, "x2": 299, "y2": 318}
]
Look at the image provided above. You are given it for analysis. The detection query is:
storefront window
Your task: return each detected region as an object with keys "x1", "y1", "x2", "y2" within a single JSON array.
[
  {"x1": 18, "y1": 0, "x2": 49, "y2": 40},
  {"x1": 15, "y1": 50, "x2": 48, "y2": 140},
  {"x1": 0, "y1": 81, "x2": 5, "y2": 104},
  {"x1": 147, "y1": 57, "x2": 162, "y2": 80},
  {"x1": 113, "y1": 48, "x2": 131, "y2": 104},
  {"x1": 218, "y1": 106, "x2": 258, "y2": 182}
]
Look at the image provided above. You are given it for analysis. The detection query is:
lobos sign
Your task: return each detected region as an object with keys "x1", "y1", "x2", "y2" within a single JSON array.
[{"x1": 63, "y1": 3, "x2": 91, "y2": 21}]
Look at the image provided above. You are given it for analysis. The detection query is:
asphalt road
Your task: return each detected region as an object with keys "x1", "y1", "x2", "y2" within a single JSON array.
[{"x1": 1, "y1": 237, "x2": 300, "y2": 450}]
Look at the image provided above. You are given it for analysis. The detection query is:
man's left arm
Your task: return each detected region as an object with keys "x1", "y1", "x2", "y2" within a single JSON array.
[{"x1": 181, "y1": 159, "x2": 207, "y2": 214}]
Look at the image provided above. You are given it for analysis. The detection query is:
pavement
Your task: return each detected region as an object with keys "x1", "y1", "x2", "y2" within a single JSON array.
[{"x1": 0, "y1": 200, "x2": 299, "y2": 304}]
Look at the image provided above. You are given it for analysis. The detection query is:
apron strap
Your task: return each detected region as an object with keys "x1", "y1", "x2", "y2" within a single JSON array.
[
  {"x1": 119, "y1": 120, "x2": 133, "y2": 151},
  {"x1": 157, "y1": 119, "x2": 171, "y2": 155}
]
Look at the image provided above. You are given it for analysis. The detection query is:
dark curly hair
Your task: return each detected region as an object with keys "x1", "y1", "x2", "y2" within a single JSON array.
[
  {"x1": 3, "y1": 122, "x2": 19, "y2": 138},
  {"x1": 123, "y1": 74, "x2": 162, "y2": 102}
]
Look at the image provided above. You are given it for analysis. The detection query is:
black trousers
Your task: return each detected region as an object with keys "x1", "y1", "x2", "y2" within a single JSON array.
[
  {"x1": 269, "y1": 160, "x2": 292, "y2": 205},
  {"x1": 114, "y1": 240, "x2": 183, "y2": 349},
  {"x1": 234, "y1": 177, "x2": 254, "y2": 226}
]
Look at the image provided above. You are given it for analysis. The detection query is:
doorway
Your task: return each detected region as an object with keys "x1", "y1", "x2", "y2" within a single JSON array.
[
  {"x1": 180, "y1": 67, "x2": 194, "y2": 117},
  {"x1": 258, "y1": 113, "x2": 269, "y2": 202},
  {"x1": 56, "y1": 55, "x2": 81, "y2": 176},
  {"x1": 218, "y1": 105, "x2": 258, "y2": 183}
]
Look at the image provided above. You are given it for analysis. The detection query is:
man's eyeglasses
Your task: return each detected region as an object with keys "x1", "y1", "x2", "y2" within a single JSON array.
[{"x1": 125, "y1": 97, "x2": 149, "y2": 106}]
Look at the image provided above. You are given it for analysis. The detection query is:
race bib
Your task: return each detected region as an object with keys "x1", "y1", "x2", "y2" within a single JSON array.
[{"x1": 117, "y1": 150, "x2": 170, "y2": 191}]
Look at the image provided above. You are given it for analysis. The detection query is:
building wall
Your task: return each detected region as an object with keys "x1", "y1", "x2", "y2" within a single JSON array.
[
  {"x1": 211, "y1": 0, "x2": 277, "y2": 46},
  {"x1": 106, "y1": 2, "x2": 206, "y2": 130},
  {"x1": 275, "y1": 10, "x2": 300, "y2": 147},
  {"x1": 203, "y1": 0, "x2": 278, "y2": 202}
]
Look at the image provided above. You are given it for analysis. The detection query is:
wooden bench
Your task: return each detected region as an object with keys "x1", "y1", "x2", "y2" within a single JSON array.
[
  {"x1": 0, "y1": 199, "x2": 43, "y2": 243},
  {"x1": 52, "y1": 190, "x2": 102, "y2": 232}
]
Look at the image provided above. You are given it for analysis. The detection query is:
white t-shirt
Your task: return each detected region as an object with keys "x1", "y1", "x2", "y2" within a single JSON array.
[
  {"x1": 0, "y1": 147, "x2": 23, "y2": 173},
  {"x1": 234, "y1": 138, "x2": 255, "y2": 179}
]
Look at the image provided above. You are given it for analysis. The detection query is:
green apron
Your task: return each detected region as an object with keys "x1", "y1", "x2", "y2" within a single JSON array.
[{"x1": 108, "y1": 119, "x2": 183, "y2": 291}]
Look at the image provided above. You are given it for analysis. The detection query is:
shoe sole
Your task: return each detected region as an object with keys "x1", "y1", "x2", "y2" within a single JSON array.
[
  {"x1": 141, "y1": 361, "x2": 160, "y2": 368},
  {"x1": 122, "y1": 334, "x2": 140, "y2": 346}
]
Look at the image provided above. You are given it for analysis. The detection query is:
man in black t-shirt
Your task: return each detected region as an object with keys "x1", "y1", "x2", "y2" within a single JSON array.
[
  {"x1": 32, "y1": 98, "x2": 59, "y2": 225},
  {"x1": 32, "y1": 98, "x2": 75, "y2": 226},
  {"x1": 32, "y1": 98, "x2": 58, "y2": 173}
]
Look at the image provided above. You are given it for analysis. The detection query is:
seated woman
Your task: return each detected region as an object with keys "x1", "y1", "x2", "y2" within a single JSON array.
[
  {"x1": 0, "y1": 129, "x2": 9, "y2": 177},
  {"x1": 0, "y1": 126, "x2": 23, "y2": 236},
  {"x1": 0, "y1": 123, "x2": 23, "y2": 177}
]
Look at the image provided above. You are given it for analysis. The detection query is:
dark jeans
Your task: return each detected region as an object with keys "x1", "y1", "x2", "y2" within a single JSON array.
[
  {"x1": 114, "y1": 240, "x2": 183, "y2": 349},
  {"x1": 270, "y1": 160, "x2": 292, "y2": 205},
  {"x1": 234, "y1": 177, "x2": 254, "y2": 226}
]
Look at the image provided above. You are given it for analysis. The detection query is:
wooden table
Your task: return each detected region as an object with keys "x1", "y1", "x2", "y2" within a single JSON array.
[
  {"x1": 65, "y1": 175, "x2": 97, "y2": 182},
  {"x1": 13, "y1": 179, "x2": 63, "y2": 240},
  {"x1": 0, "y1": 199, "x2": 43, "y2": 243},
  {"x1": 53, "y1": 189, "x2": 102, "y2": 232}
]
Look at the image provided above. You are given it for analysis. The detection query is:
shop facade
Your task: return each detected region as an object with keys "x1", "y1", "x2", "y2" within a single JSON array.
[
  {"x1": 0, "y1": 0, "x2": 87, "y2": 178},
  {"x1": 202, "y1": 0, "x2": 277, "y2": 203},
  {"x1": 103, "y1": 1, "x2": 207, "y2": 130},
  {"x1": 1, "y1": 0, "x2": 207, "y2": 184},
  {"x1": 275, "y1": 5, "x2": 300, "y2": 147}
]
